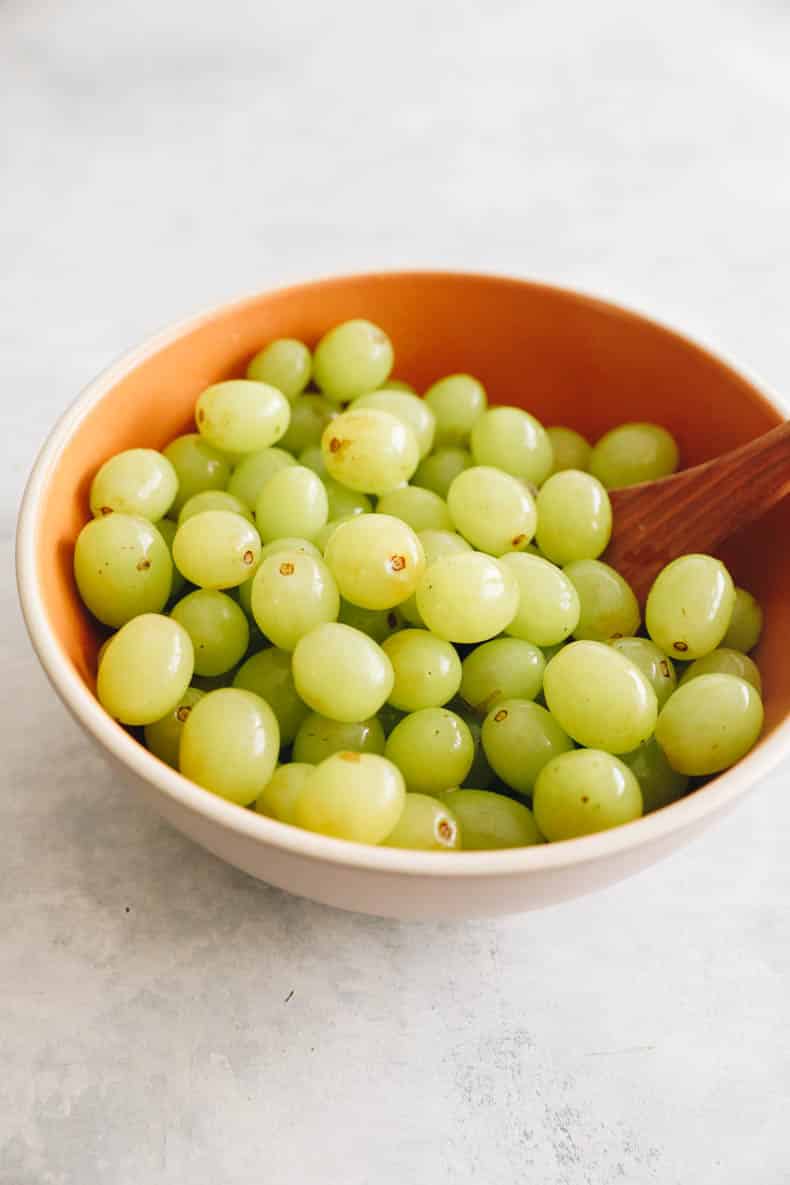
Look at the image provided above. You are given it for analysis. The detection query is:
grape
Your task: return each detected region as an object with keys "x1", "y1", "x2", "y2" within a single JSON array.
[
  {"x1": 470, "y1": 407, "x2": 553, "y2": 486},
  {"x1": 382, "y1": 379, "x2": 415, "y2": 392},
  {"x1": 412, "y1": 446, "x2": 472, "y2": 498},
  {"x1": 74, "y1": 513, "x2": 172, "y2": 627},
  {"x1": 621, "y1": 739, "x2": 689, "y2": 813},
  {"x1": 533, "y1": 749, "x2": 642, "y2": 840},
  {"x1": 97, "y1": 614, "x2": 193, "y2": 725},
  {"x1": 298, "y1": 445, "x2": 328, "y2": 479},
  {"x1": 546, "y1": 426, "x2": 591, "y2": 474},
  {"x1": 292, "y1": 623, "x2": 394, "y2": 722},
  {"x1": 399, "y1": 529, "x2": 472, "y2": 627},
  {"x1": 646, "y1": 554, "x2": 735, "y2": 659},
  {"x1": 535, "y1": 471, "x2": 612, "y2": 564},
  {"x1": 195, "y1": 380, "x2": 290, "y2": 454},
  {"x1": 376, "y1": 486, "x2": 453, "y2": 533},
  {"x1": 172, "y1": 510, "x2": 261, "y2": 589},
  {"x1": 722, "y1": 587, "x2": 763, "y2": 654},
  {"x1": 383, "y1": 793, "x2": 461, "y2": 850},
  {"x1": 259, "y1": 537, "x2": 322, "y2": 563},
  {"x1": 226, "y1": 447, "x2": 296, "y2": 509},
  {"x1": 314, "y1": 516, "x2": 357, "y2": 552},
  {"x1": 679, "y1": 647, "x2": 762, "y2": 694},
  {"x1": 589, "y1": 422, "x2": 679, "y2": 489},
  {"x1": 255, "y1": 465, "x2": 329, "y2": 543},
  {"x1": 415, "y1": 552, "x2": 519, "y2": 643},
  {"x1": 313, "y1": 320, "x2": 394, "y2": 402},
  {"x1": 481, "y1": 698, "x2": 573, "y2": 794},
  {"x1": 294, "y1": 752, "x2": 405, "y2": 843},
  {"x1": 279, "y1": 394, "x2": 337, "y2": 454},
  {"x1": 163, "y1": 434, "x2": 231, "y2": 515},
  {"x1": 324, "y1": 514, "x2": 425, "y2": 610},
  {"x1": 324, "y1": 478, "x2": 372, "y2": 520},
  {"x1": 339, "y1": 601, "x2": 402, "y2": 643},
  {"x1": 233, "y1": 647, "x2": 309, "y2": 743},
  {"x1": 438, "y1": 789, "x2": 541, "y2": 849},
  {"x1": 292, "y1": 713, "x2": 386, "y2": 764},
  {"x1": 447, "y1": 466, "x2": 536, "y2": 556},
  {"x1": 255, "y1": 763, "x2": 314, "y2": 822},
  {"x1": 179, "y1": 687, "x2": 280, "y2": 805},
  {"x1": 499, "y1": 553, "x2": 580, "y2": 646},
  {"x1": 381, "y1": 629, "x2": 462, "y2": 711},
  {"x1": 144, "y1": 687, "x2": 205, "y2": 768},
  {"x1": 178, "y1": 489, "x2": 253, "y2": 524},
  {"x1": 90, "y1": 448, "x2": 178, "y2": 521},
  {"x1": 543, "y1": 641, "x2": 658, "y2": 753},
  {"x1": 153, "y1": 517, "x2": 187, "y2": 600},
  {"x1": 170, "y1": 589, "x2": 249, "y2": 676},
  {"x1": 321, "y1": 408, "x2": 419, "y2": 494},
  {"x1": 564, "y1": 559, "x2": 640, "y2": 642},
  {"x1": 246, "y1": 338, "x2": 311, "y2": 400},
  {"x1": 460, "y1": 638, "x2": 545, "y2": 715},
  {"x1": 385, "y1": 708, "x2": 474, "y2": 795},
  {"x1": 353, "y1": 389, "x2": 435, "y2": 457},
  {"x1": 608, "y1": 636, "x2": 677, "y2": 707},
  {"x1": 424, "y1": 375, "x2": 487, "y2": 446},
  {"x1": 250, "y1": 551, "x2": 339, "y2": 651},
  {"x1": 655, "y1": 674, "x2": 763, "y2": 775}
]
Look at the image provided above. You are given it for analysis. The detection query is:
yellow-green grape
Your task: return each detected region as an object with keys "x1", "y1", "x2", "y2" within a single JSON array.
[
  {"x1": 589, "y1": 422, "x2": 679, "y2": 489},
  {"x1": 679, "y1": 648, "x2": 762, "y2": 694},
  {"x1": 255, "y1": 465, "x2": 329, "y2": 544},
  {"x1": 381, "y1": 629, "x2": 462, "y2": 712},
  {"x1": 646, "y1": 554, "x2": 735, "y2": 660},
  {"x1": 172, "y1": 510, "x2": 261, "y2": 590},
  {"x1": 90, "y1": 448, "x2": 178, "y2": 521},
  {"x1": 321, "y1": 409, "x2": 419, "y2": 495},
  {"x1": 533, "y1": 749, "x2": 642, "y2": 840},
  {"x1": 415, "y1": 552, "x2": 519, "y2": 643},
  {"x1": 385, "y1": 708, "x2": 474, "y2": 795},
  {"x1": 608, "y1": 637, "x2": 677, "y2": 707},
  {"x1": 438, "y1": 789, "x2": 541, "y2": 849},
  {"x1": 382, "y1": 379, "x2": 414, "y2": 392},
  {"x1": 447, "y1": 466, "x2": 536, "y2": 556},
  {"x1": 470, "y1": 407, "x2": 553, "y2": 486},
  {"x1": 170, "y1": 589, "x2": 249, "y2": 676},
  {"x1": 481, "y1": 698, "x2": 573, "y2": 794},
  {"x1": 543, "y1": 641, "x2": 658, "y2": 753},
  {"x1": 246, "y1": 338, "x2": 312, "y2": 400},
  {"x1": 339, "y1": 600, "x2": 402, "y2": 643},
  {"x1": 179, "y1": 687, "x2": 280, "y2": 805},
  {"x1": 292, "y1": 713, "x2": 386, "y2": 764},
  {"x1": 454, "y1": 705, "x2": 496, "y2": 789},
  {"x1": 178, "y1": 489, "x2": 253, "y2": 524},
  {"x1": 233, "y1": 647, "x2": 310, "y2": 743},
  {"x1": 255, "y1": 763, "x2": 314, "y2": 822},
  {"x1": 314, "y1": 516, "x2": 356, "y2": 552},
  {"x1": 564, "y1": 559, "x2": 640, "y2": 642},
  {"x1": 144, "y1": 686, "x2": 205, "y2": 768},
  {"x1": 499, "y1": 553, "x2": 580, "y2": 646},
  {"x1": 259, "y1": 537, "x2": 322, "y2": 563},
  {"x1": 535, "y1": 471, "x2": 612, "y2": 565},
  {"x1": 226, "y1": 447, "x2": 296, "y2": 510},
  {"x1": 656, "y1": 674, "x2": 763, "y2": 775},
  {"x1": 460, "y1": 638, "x2": 546, "y2": 715},
  {"x1": 153, "y1": 517, "x2": 186, "y2": 600},
  {"x1": 97, "y1": 613, "x2": 194, "y2": 725},
  {"x1": 292, "y1": 623, "x2": 394, "y2": 722},
  {"x1": 324, "y1": 514, "x2": 425, "y2": 610},
  {"x1": 353, "y1": 390, "x2": 435, "y2": 457},
  {"x1": 722, "y1": 587, "x2": 763, "y2": 654},
  {"x1": 399, "y1": 528, "x2": 472, "y2": 627},
  {"x1": 163, "y1": 434, "x2": 231, "y2": 515},
  {"x1": 424, "y1": 375, "x2": 487, "y2": 446},
  {"x1": 279, "y1": 394, "x2": 337, "y2": 454},
  {"x1": 412, "y1": 446, "x2": 473, "y2": 498},
  {"x1": 621, "y1": 739, "x2": 689, "y2": 813},
  {"x1": 376, "y1": 486, "x2": 453, "y2": 533},
  {"x1": 546, "y1": 426, "x2": 592, "y2": 474},
  {"x1": 250, "y1": 551, "x2": 339, "y2": 651},
  {"x1": 313, "y1": 319, "x2": 394, "y2": 402},
  {"x1": 383, "y1": 793, "x2": 461, "y2": 851},
  {"x1": 74, "y1": 513, "x2": 172, "y2": 627},
  {"x1": 294, "y1": 752, "x2": 405, "y2": 843},
  {"x1": 195, "y1": 380, "x2": 290, "y2": 454},
  {"x1": 324, "y1": 478, "x2": 372, "y2": 520},
  {"x1": 298, "y1": 445, "x2": 328, "y2": 479}
]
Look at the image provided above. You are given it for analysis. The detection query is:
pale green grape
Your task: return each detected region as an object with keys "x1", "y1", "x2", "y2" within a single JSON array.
[
  {"x1": 470, "y1": 407, "x2": 553, "y2": 486},
  {"x1": 589, "y1": 422, "x2": 679, "y2": 489},
  {"x1": 172, "y1": 510, "x2": 261, "y2": 589},
  {"x1": 196, "y1": 380, "x2": 290, "y2": 454},
  {"x1": 460, "y1": 638, "x2": 545, "y2": 715},
  {"x1": 564, "y1": 559, "x2": 640, "y2": 642},
  {"x1": 454, "y1": 705, "x2": 496, "y2": 789},
  {"x1": 324, "y1": 478, "x2": 372, "y2": 520},
  {"x1": 250, "y1": 551, "x2": 339, "y2": 650},
  {"x1": 533, "y1": 749, "x2": 642, "y2": 840},
  {"x1": 153, "y1": 517, "x2": 187, "y2": 600},
  {"x1": 543, "y1": 640, "x2": 658, "y2": 753},
  {"x1": 646, "y1": 554, "x2": 735, "y2": 659},
  {"x1": 90, "y1": 448, "x2": 178, "y2": 521},
  {"x1": 447, "y1": 466, "x2": 536, "y2": 556},
  {"x1": 294, "y1": 752, "x2": 405, "y2": 843},
  {"x1": 246, "y1": 338, "x2": 311, "y2": 400},
  {"x1": 480, "y1": 698, "x2": 573, "y2": 794},
  {"x1": 499, "y1": 553, "x2": 580, "y2": 646},
  {"x1": 324, "y1": 514, "x2": 425, "y2": 610},
  {"x1": 621, "y1": 739, "x2": 688, "y2": 813},
  {"x1": 415, "y1": 552, "x2": 519, "y2": 643},
  {"x1": 385, "y1": 708, "x2": 474, "y2": 795},
  {"x1": 313, "y1": 320, "x2": 394, "y2": 402},
  {"x1": 255, "y1": 465, "x2": 329, "y2": 543},
  {"x1": 298, "y1": 445, "x2": 328, "y2": 479},
  {"x1": 383, "y1": 793, "x2": 461, "y2": 850},
  {"x1": 292, "y1": 713, "x2": 385, "y2": 764},
  {"x1": 255, "y1": 763, "x2": 313, "y2": 822},
  {"x1": 180, "y1": 687, "x2": 280, "y2": 805},
  {"x1": 233, "y1": 647, "x2": 309, "y2": 743},
  {"x1": 535, "y1": 471, "x2": 612, "y2": 564},
  {"x1": 292, "y1": 623, "x2": 394, "y2": 721},
  {"x1": 339, "y1": 601, "x2": 403, "y2": 642},
  {"x1": 608, "y1": 636, "x2": 677, "y2": 707},
  {"x1": 438, "y1": 789, "x2": 541, "y2": 849},
  {"x1": 178, "y1": 489, "x2": 253, "y2": 524},
  {"x1": 226, "y1": 447, "x2": 296, "y2": 509},
  {"x1": 399, "y1": 529, "x2": 472, "y2": 627},
  {"x1": 412, "y1": 446, "x2": 472, "y2": 498},
  {"x1": 144, "y1": 686, "x2": 205, "y2": 768},
  {"x1": 314, "y1": 516, "x2": 356, "y2": 552},
  {"x1": 321, "y1": 409, "x2": 419, "y2": 494},
  {"x1": 163, "y1": 434, "x2": 231, "y2": 515},
  {"x1": 679, "y1": 647, "x2": 762, "y2": 694},
  {"x1": 170, "y1": 589, "x2": 249, "y2": 676},
  {"x1": 279, "y1": 394, "x2": 337, "y2": 454},
  {"x1": 381, "y1": 629, "x2": 462, "y2": 712},
  {"x1": 376, "y1": 486, "x2": 453, "y2": 533},
  {"x1": 97, "y1": 613, "x2": 193, "y2": 724},
  {"x1": 424, "y1": 375, "x2": 487, "y2": 446},
  {"x1": 656, "y1": 674, "x2": 763, "y2": 775},
  {"x1": 74, "y1": 513, "x2": 172, "y2": 627},
  {"x1": 353, "y1": 390, "x2": 435, "y2": 457},
  {"x1": 546, "y1": 426, "x2": 591, "y2": 474},
  {"x1": 259, "y1": 536, "x2": 322, "y2": 563},
  {"x1": 722, "y1": 587, "x2": 763, "y2": 654}
]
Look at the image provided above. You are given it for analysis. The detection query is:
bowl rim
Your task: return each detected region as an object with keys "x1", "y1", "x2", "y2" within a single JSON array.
[{"x1": 16, "y1": 269, "x2": 790, "y2": 879}]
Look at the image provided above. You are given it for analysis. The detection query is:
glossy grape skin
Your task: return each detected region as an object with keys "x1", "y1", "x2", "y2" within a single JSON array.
[
  {"x1": 353, "y1": 390, "x2": 436, "y2": 457},
  {"x1": 314, "y1": 516, "x2": 357, "y2": 553},
  {"x1": 447, "y1": 466, "x2": 536, "y2": 556},
  {"x1": 621, "y1": 739, "x2": 689, "y2": 813},
  {"x1": 376, "y1": 486, "x2": 453, "y2": 533},
  {"x1": 589, "y1": 422, "x2": 679, "y2": 489},
  {"x1": 321, "y1": 409, "x2": 419, "y2": 495},
  {"x1": 646, "y1": 554, "x2": 735, "y2": 660},
  {"x1": 412, "y1": 447, "x2": 472, "y2": 498},
  {"x1": 195, "y1": 380, "x2": 290, "y2": 454},
  {"x1": 481, "y1": 698, "x2": 573, "y2": 795},
  {"x1": 90, "y1": 448, "x2": 178, "y2": 521},
  {"x1": 399, "y1": 529, "x2": 472, "y2": 627},
  {"x1": 338, "y1": 601, "x2": 402, "y2": 643},
  {"x1": 294, "y1": 752, "x2": 405, "y2": 844},
  {"x1": 470, "y1": 407, "x2": 553, "y2": 486},
  {"x1": 292, "y1": 713, "x2": 386, "y2": 764},
  {"x1": 564, "y1": 559, "x2": 640, "y2": 642},
  {"x1": 170, "y1": 589, "x2": 249, "y2": 676},
  {"x1": 324, "y1": 514, "x2": 425, "y2": 610},
  {"x1": 438, "y1": 789, "x2": 542, "y2": 850},
  {"x1": 172, "y1": 510, "x2": 261, "y2": 590},
  {"x1": 250, "y1": 551, "x2": 339, "y2": 651},
  {"x1": 178, "y1": 489, "x2": 253, "y2": 524},
  {"x1": 97, "y1": 614, "x2": 194, "y2": 725},
  {"x1": 608, "y1": 637, "x2": 677, "y2": 707},
  {"x1": 246, "y1": 338, "x2": 312, "y2": 400},
  {"x1": 292, "y1": 623, "x2": 394, "y2": 722},
  {"x1": 255, "y1": 465, "x2": 329, "y2": 544},
  {"x1": 233, "y1": 647, "x2": 309, "y2": 744},
  {"x1": 535, "y1": 471, "x2": 612, "y2": 565},
  {"x1": 279, "y1": 394, "x2": 337, "y2": 454},
  {"x1": 543, "y1": 641, "x2": 658, "y2": 753},
  {"x1": 313, "y1": 320, "x2": 394, "y2": 402},
  {"x1": 163, "y1": 434, "x2": 231, "y2": 516},
  {"x1": 385, "y1": 708, "x2": 474, "y2": 796},
  {"x1": 381, "y1": 629, "x2": 462, "y2": 712},
  {"x1": 144, "y1": 687, "x2": 205, "y2": 769},
  {"x1": 460, "y1": 638, "x2": 546, "y2": 715},
  {"x1": 226, "y1": 447, "x2": 296, "y2": 510},
  {"x1": 324, "y1": 478, "x2": 372, "y2": 520},
  {"x1": 179, "y1": 687, "x2": 280, "y2": 805},
  {"x1": 415, "y1": 552, "x2": 519, "y2": 643},
  {"x1": 259, "y1": 536, "x2": 322, "y2": 563},
  {"x1": 424, "y1": 375, "x2": 487, "y2": 446},
  {"x1": 499, "y1": 553, "x2": 580, "y2": 646},
  {"x1": 74, "y1": 513, "x2": 172, "y2": 627},
  {"x1": 546, "y1": 426, "x2": 591, "y2": 474},
  {"x1": 722, "y1": 587, "x2": 763, "y2": 654},
  {"x1": 383, "y1": 793, "x2": 461, "y2": 851},
  {"x1": 533, "y1": 749, "x2": 643, "y2": 840},
  {"x1": 655, "y1": 674, "x2": 764, "y2": 775},
  {"x1": 153, "y1": 517, "x2": 187, "y2": 600},
  {"x1": 679, "y1": 648, "x2": 762, "y2": 694},
  {"x1": 255, "y1": 763, "x2": 314, "y2": 823}
]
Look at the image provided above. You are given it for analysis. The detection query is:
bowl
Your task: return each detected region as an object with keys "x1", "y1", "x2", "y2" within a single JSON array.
[{"x1": 16, "y1": 271, "x2": 790, "y2": 920}]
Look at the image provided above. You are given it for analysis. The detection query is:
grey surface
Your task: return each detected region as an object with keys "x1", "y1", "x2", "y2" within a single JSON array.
[{"x1": 2, "y1": 1, "x2": 789, "y2": 1181}]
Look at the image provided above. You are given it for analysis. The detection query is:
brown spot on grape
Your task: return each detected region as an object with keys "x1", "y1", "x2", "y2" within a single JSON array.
[
  {"x1": 243, "y1": 550, "x2": 255, "y2": 565},
  {"x1": 176, "y1": 705, "x2": 192, "y2": 723},
  {"x1": 610, "y1": 632, "x2": 623, "y2": 640},
  {"x1": 659, "y1": 660, "x2": 671, "y2": 677},
  {"x1": 100, "y1": 506, "x2": 113, "y2": 516},
  {"x1": 581, "y1": 795, "x2": 589, "y2": 804},
  {"x1": 136, "y1": 559, "x2": 151, "y2": 571},
  {"x1": 390, "y1": 554, "x2": 406, "y2": 572},
  {"x1": 279, "y1": 561, "x2": 295, "y2": 575},
  {"x1": 673, "y1": 640, "x2": 689, "y2": 653},
  {"x1": 340, "y1": 751, "x2": 361, "y2": 763},
  {"x1": 512, "y1": 534, "x2": 526, "y2": 547},
  {"x1": 494, "y1": 709, "x2": 508, "y2": 723},
  {"x1": 437, "y1": 818, "x2": 455, "y2": 843},
  {"x1": 329, "y1": 436, "x2": 344, "y2": 453}
]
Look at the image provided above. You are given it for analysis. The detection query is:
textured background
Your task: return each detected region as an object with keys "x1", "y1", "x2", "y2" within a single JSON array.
[{"x1": 3, "y1": 1, "x2": 789, "y2": 1182}]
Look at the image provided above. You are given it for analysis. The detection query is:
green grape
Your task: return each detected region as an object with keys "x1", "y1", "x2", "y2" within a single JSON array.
[
  {"x1": 378, "y1": 702, "x2": 406, "y2": 737},
  {"x1": 424, "y1": 375, "x2": 487, "y2": 446},
  {"x1": 74, "y1": 513, "x2": 172, "y2": 627},
  {"x1": 535, "y1": 471, "x2": 612, "y2": 564},
  {"x1": 314, "y1": 515, "x2": 357, "y2": 552},
  {"x1": 321, "y1": 409, "x2": 419, "y2": 494},
  {"x1": 447, "y1": 466, "x2": 536, "y2": 556},
  {"x1": 250, "y1": 551, "x2": 339, "y2": 651},
  {"x1": 294, "y1": 751, "x2": 405, "y2": 843},
  {"x1": 460, "y1": 638, "x2": 545, "y2": 715},
  {"x1": 255, "y1": 763, "x2": 314, "y2": 822},
  {"x1": 324, "y1": 514, "x2": 425, "y2": 610},
  {"x1": 292, "y1": 713, "x2": 386, "y2": 764},
  {"x1": 195, "y1": 380, "x2": 291, "y2": 454},
  {"x1": 722, "y1": 587, "x2": 763, "y2": 654},
  {"x1": 383, "y1": 793, "x2": 461, "y2": 850},
  {"x1": 180, "y1": 687, "x2": 280, "y2": 805},
  {"x1": 415, "y1": 552, "x2": 518, "y2": 643},
  {"x1": 226, "y1": 447, "x2": 296, "y2": 510},
  {"x1": 564, "y1": 559, "x2": 640, "y2": 642},
  {"x1": 438, "y1": 789, "x2": 541, "y2": 849},
  {"x1": 246, "y1": 338, "x2": 312, "y2": 400},
  {"x1": 454, "y1": 706, "x2": 496, "y2": 789},
  {"x1": 172, "y1": 510, "x2": 261, "y2": 590},
  {"x1": 353, "y1": 390, "x2": 435, "y2": 457},
  {"x1": 292, "y1": 623, "x2": 394, "y2": 722},
  {"x1": 480, "y1": 698, "x2": 573, "y2": 794},
  {"x1": 90, "y1": 448, "x2": 178, "y2": 521},
  {"x1": 376, "y1": 486, "x2": 453, "y2": 533},
  {"x1": 255, "y1": 465, "x2": 329, "y2": 543},
  {"x1": 679, "y1": 648, "x2": 762, "y2": 694},
  {"x1": 608, "y1": 637, "x2": 677, "y2": 707},
  {"x1": 385, "y1": 708, "x2": 474, "y2": 795},
  {"x1": 178, "y1": 489, "x2": 253, "y2": 524},
  {"x1": 399, "y1": 529, "x2": 472, "y2": 627},
  {"x1": 382, "y1": 379, "x2": 414, "y2": 392},
  {"x1": 412, "y1": 446, "x2": 472, "y2": 498},
  {"x1": 499, "y1": 553, "x2": 580, "y2": 646},
  {"x1": 324, "y1": 478, "x2": 372, "y2": 520},
  {"x1": 153, "y1": 517, "x2": 187, "y2": 600},
  {"x1": 298, "y1": 445, "x2": 328, "y2": 479},
  {"x1": 546, "y1": 426, "x2": 591, "y2": 474},
  {"x1": 533, "y1": 749, "x2": 642, "y2": 840},
  {"x1": 313, "y1": 319, "x2": 394, "y2": 402},
  {"x1": 170, "y1": 589, "x2": 249, "y2": 676},
  {"x1": 339, "y1": 600, "x2": 403, "y2": 643},
  {"x1": 646, "y1": 554, "x2": 735, "y2": 660},
  {"x1": 621, "y1": 739, "x2": 688, "y2": 813},
  {"x1": 279, "y1": 394, "x2": 337, "y2": 454},
  {"x1": 259, "y1": 536, "x2": 322, "y2": 563},
  {"x1": 163, "y1": 434, "x2": 231, "y2": 515},
  {"x1": 543, "y1": 641, "x2": 658, "y2": 753},
  {"x1": 381, "y1": 629, "x2": 462, "y2": 712},
  {"x1": 589, "y1": 422, "x2": 679, "y2": 489},
  {"x1": 144, "y1": 686, "x2": 205, "y2": 768},
  {"x1": 233, "y1": 647, "x2": 309, "y2": 743},
  {"x1": 97, "y1": 613, "x2": 194, "y2": 724},
  {"x1": 470, "y1": 407, "x2": 553, "y2": 486},
  {"x1": 655, "y1": 674, "x2": 763, "y2": 775}
]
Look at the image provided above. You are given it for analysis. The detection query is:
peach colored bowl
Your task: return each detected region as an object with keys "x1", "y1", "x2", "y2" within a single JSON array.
[{"x1": 16, "y1": 272, "x2": 790, "y2": 919}]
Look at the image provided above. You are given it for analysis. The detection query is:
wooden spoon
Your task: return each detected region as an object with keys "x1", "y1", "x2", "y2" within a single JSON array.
[{"x1": 604, "y1": 421, "x2": 790, "y2": 603}]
